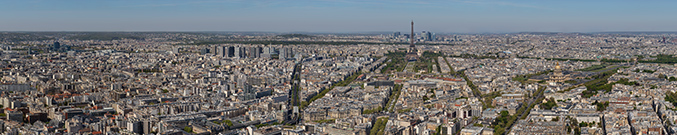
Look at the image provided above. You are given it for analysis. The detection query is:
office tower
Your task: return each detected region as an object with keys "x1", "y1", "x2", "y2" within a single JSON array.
[
  {"x1": 289, "y1": 48, "x2": 294, "y2": 59},
  {"x1": 246, "y1": 47, "x2": 258, "y2": 58},
  {"x1": 393, "y1": 32, "x2": 401, "y2": 38},
  {"x1": 262, "y1": 47, "x2": 274, "y2": 59},
  {"x1": 218, "y1": 46, "x2": 226, "y2": 57},
  {"x1": 279, "y1": 48, "x2": 293, "y2": 60},
  {"x1": 213, "y1": 46, "x2": 219, "y2": 56},
  {"x1": 142, "y1": 121, "x2": 151, "y2": 134},
  {"x1": 431, "y1": 33, "x2": 436, "y2": 41},
  {"x1": 240, "y1": 47, "x2": 246, "y2": 58},
  {"x1": 216, "y1": 46, "x2": 222, "y2": 57},
  {"x1": 246, "y1": 47, "x2": 252, "y2": 58},
  {"x1": 287, "y1": 48, "x2": 294, "y2": 60},
  {"x1": 227, "y1": 46, "x2": 235, "y2": 57},
  {"x1": 246, "y1": 47, "x2": 251, "y2": 58},
  {"x1": 421, "y1": 31, "x2": 428, "y2": 41},
  {"x1": 269, "y1": 47, "x2": 275, "y2": 54},
  {"x1": 255, "y1": 47, "x2": 262, "y2": 58},
  {"x1": 53, "y1": 42, "x2": 61, "y2": 51},
  {"x1": 127, "y1": 121, "x2": 142, "y2": 134},
  {"x1": 234, "y1": 47, "x2": 242, "y2": 58},
  {"x1": 279, "y1": 48, "x2": 287, "y2": 60},
  {"x1": 421, "y1": 31, "x2": 425, "y2": 41},
  {"x1": 263, "y1": 47, "x2": 273, "y2": 54},
  {"x1": 250, "y1": 47, "x2": 256, "y2": 58},
  {"x1": 247, "y1": 47, "x2": 256, "y2": 58}
]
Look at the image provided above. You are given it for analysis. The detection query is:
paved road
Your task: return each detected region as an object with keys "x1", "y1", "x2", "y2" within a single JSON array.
[
  {"x1": 506, "y1": 86, "x2": 545, "y2": 132},
  {"x1": 286, "y1": 62, "x2": 302, "y2": 125}
]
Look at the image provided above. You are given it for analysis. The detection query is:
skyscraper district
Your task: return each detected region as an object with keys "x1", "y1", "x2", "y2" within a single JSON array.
[{"x1": 1, "y1": 28, "x2": 677, "y2": 135}]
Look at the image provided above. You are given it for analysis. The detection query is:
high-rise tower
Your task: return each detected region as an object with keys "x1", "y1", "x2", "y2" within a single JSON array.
[
  {"x1": 410, "y1": 21, "x2": 415, "y2": 49},
  {"x1": 53, "y1": 42, "x2": 61, "y2": 51},
  {"x1": 407, "y1": 21, "x2": 418, "y2": 61}
]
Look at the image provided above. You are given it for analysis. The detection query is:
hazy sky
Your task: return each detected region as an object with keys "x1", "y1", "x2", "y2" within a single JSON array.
[{"x1": 1, "y1": 0, "x2": 676, "y2": 33}]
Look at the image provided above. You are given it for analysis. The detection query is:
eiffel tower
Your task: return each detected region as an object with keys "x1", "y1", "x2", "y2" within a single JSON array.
[{"x1": 406, "y1": 20, "x2": 419, "y2": 62}]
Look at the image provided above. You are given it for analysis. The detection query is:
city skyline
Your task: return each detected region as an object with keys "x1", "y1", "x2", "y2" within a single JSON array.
[
  {"x1": 2, "y1": 23, "x2": 677, "y2": 135},
  {"x1": 2, "y1": 0, "x2": 677, "y2": 33}
]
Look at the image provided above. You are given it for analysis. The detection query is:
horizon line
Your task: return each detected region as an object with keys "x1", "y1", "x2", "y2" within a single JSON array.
[{"x1": 3, "y1": 30, "x2": 677, "y2": 34}]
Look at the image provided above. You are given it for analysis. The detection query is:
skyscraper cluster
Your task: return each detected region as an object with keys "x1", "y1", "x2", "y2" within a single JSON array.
[
  {"x1": 391, "y1": 29, "x2": 434, "y2": 42},
  {"x1": 421, "y1": 31, "x2": 435, "y2": 41},
  {"x1": 279, "y1": 47, "x2": 294, "y2": 60},
  {"x1": 392, "y1": 32, "x2": 401, "y2": 38},
  {"x1": 211, "y1": 45, "x2": 293, "y2": 60},
  {"x1": 51, "y1": 42, "x2": 71, "y2": 52}
]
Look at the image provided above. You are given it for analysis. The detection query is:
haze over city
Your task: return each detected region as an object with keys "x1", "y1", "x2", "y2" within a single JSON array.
[{"x1": 2, "y1": 0, "x2": 677, "y2": 32}]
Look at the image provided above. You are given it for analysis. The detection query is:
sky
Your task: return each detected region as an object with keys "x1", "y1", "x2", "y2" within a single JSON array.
[{"x1": 0, "y1": 0, "x2": 676, "y2": 33}]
